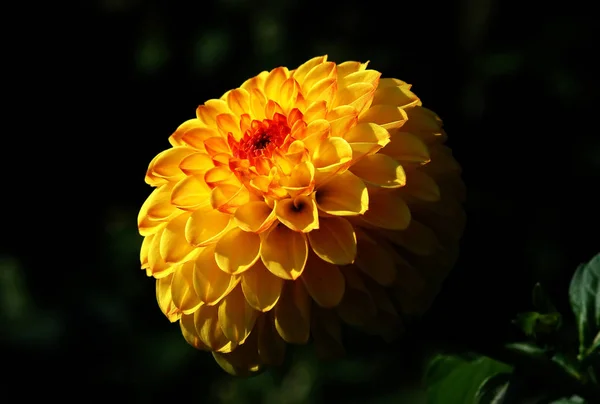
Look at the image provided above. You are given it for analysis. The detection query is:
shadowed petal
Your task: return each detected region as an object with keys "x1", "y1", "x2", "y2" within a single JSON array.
[
  {"x1": 315, "y1": 170, "x2": 368, "y2": 216},
  {"x1": 218, "y1": 285, "x2": 258, "y2": 344},
  {"x1": 274, "y1": 280, "x2": 311, "y2": 344},
  {"x1": 261, "y1": 224, "x2": 308, "y2": 280},
  {"x1": 307, "y1": 217, "x2": 356, "y2": 265},
  {"x1": 301, "y1": 253, "x2": 345, "y2": 308},
  {"x1": 215, "y1": 228, "x2": 261, "y2": 275},
  {"x1": 193, "y1": 244, "x2": 240, "y2": 305},
  {"x1": 275, "y1": 195, "x2": 319, "y2": 232},
  {"x1": 241, "y1": 260, "x2": 283, "y2": 312},
  {"x1": 171, "y1": 261, "x2": 201, "y2": 314}
]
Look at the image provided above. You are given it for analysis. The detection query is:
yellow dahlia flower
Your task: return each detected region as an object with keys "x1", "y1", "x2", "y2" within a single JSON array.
[{"x1": 138, "y1": 55, "x2": 465, "y2": 375}]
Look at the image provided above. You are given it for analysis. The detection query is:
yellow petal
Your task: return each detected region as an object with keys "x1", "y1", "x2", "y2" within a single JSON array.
[
  {"x1": 241, "y1": 70, "x2": 268, "y2": 94},
  {"x1": 275, "y1": 195, "x2": 319, "y2": 233},
  {"x1": 180, "y1": 313, "x2": 209, "y2": 350},
  {"x1": 301, "y1": 252, "x2": 345, "y2": 308},
  {"x1": 280, "y1": 161, "x2": 315, "y2": 197},
  {"x1": 257, "y1": 314, "x2": 286, "y2": 365},
  {"x1": 307, "y1": 216, "x2": 356, "y2": 265},
  {"x1": 303, "y1": 100, "x2": 327, "y2": 123},
  {"x1": 339, "y1": 70, "x2": 381, "y2": 88},
  {"x1": 344, "y1": 122, "x2": 390, "y2": 161},
  {"x1": 218, "y1": 285, "x2": 258, "y2": 344},
  {"x1": 212, "y1": 328, "x2": 263, "y2": 376},
  {"x1": 312, "y1": 136, "x2": 353, "y2": 168},
  {"x1": 402, "y1": 107, "x2": 443, "y2": 139},
  {"x1": 264, "y1": 66, "x2": 289, "y2": 101},
  {"x1": 156, "y1": 274, "x2": 180, "y2": 322},
  {"x1": 193, "y1": 244, "x2": 240, "y2": 305},
  {"x1": 311, "y1": 137, "x2": 353, "y2": 182},
  {"x1": 194, "y1": 304, "x2": 234, "y2": 352},
  {"x1": 226, "y1": 88, "x2": 250, "y2": 118},
  {"x1": 203, "y1": 136, "x2": 231, "y2": 157},
  {"x1": 306, "y1": 77, "x2": 337, "y2": 105},
  {"x1": 241, "y1": 260, "x2": 283, "y2": 311},
  {"x1": 361, "y1": 192, "x2": 411, "y2": 230},
  {"x1": 274, "y1": 280, "x2": 311, "y2": 344},
  {"x1": 301, "y1": 61, "x2": 336, "y2": 92},
  {"x1": 260, "y1": 224, "x2": 308, "y2": 280},
  {"x1": 171, "y1": 175, "x2": 213, "y2": 210},
  {"x1": 168, "y1": 118, "x2": 204, "y2": 147},
  {"x1": 326, "y1": 106, "x2": 358, "y2": 138},
  {"x1": 147, "y1": 147, "x2": 196, "y2": 182},
  {"x1": 214, "y1": 227, "x2": 261, "y2": 275},
  {"x1": 358, "y1": 105, "x2": 408, "y2": 130},
  {"x1": 216, "y1": 113, "x2": 241, "y2": 140},
  {"x1": 315, "y1": 170, "x2": 368, "y2": 216},
  {"x1": 179, "y1": 152, "x2": 214, "y2": 176},
  {"x1": 160, "y1": 212, "x2": 195, "y2": 264},
  {"x1": 204, "y1": 165, "x2": 235, "y2": 187},
  {"x1": 334, "y1": 82, "x2": 375, "y2": 114},
  {"x1": 249, "y1": 88, "x2": 266, "y2": 121},
  {"x1": 372, "y1": 85, "x2": 421, "y2": 109},
  {"x1": 147, "y1": 226, "x2": 174, "y2": 278},
  {"x1": 171, "y1": 261, "x2": 201, "y2": 314},
  {"x1": 234, "y1": 201, "x2": 276, "y2": 233},
  {"x1": 185, "y1": 208, "x2": 232, "y2": 247},
  {"x1": 336, "y1": 61, "x2": 363, "y2": 79},
  {"x1": 303, "y1": 119, "x2": 330, "y2": 150},
  {"x1": 140, "y1": 234, "x2": 152, "y2": 269},
  {"x1": 210, "y1": 183, "x2": 249, "y2": 214},
  {"x1": 212, "y1": 152, "x2": 231, "y2": 167},
  {"x1": 138, "y1": 184, "x2": 177, "y2": 236},
  {"x1": 180, "y1": 127, "x2": 218, "y2": 151},
  {"x1": 350, "y1": 153, "x2": 406, "y2": 188},
  {"x1": 196, "y1": 99, "x2": 231, "y2": 126},
  {"x1": 378, "y1": 78, "x2": 409, "y2": 88},
  {"x1": 279, "y1": 76, "x2": 300, "y2": 107},
  {"x1": 265, "y1": 99, "x2": 285, "y2": 120},
  {"x1": 292, "y1": 55, "x2": 327, "y2": 85},
  {"x1": 380, "y1": 131, "x2": 430, "y2": 166}
]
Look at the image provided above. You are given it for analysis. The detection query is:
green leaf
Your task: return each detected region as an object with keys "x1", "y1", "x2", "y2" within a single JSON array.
[
  {"x1": 514, "y1": 311, "x2": 562, "y2": 337},
  {"x1": 514, "y1": 312, "x2": 542, "y2": 337},
  {"x1": 549, "y1": 395, "x2": 586, "y2": 403},
  {"x1": 474, "y1": 372, "x2": 510, "y2": 404},
  {"x1": 551, "y1": 351, "x2": 585, "y2": 381},
  {"x1": 425, "y1": 354, "x2": 512, "y2": 404},
  {"x1": 569, "y1": 253, "x2": 600, "y2": 361},
  {"x1": 505, "y1": 342, "x2": 547, "y2": 359}
]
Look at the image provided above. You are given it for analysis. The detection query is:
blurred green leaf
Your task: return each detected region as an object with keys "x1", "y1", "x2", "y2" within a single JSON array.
[
  {"x1": 514, "y1": 312, "x2": 541, "y2": 337},
  {"x1": 474, "y1": 372, "x2": 510, "y2": 404},
  {"x1": 569, "y1": 253, "x2": 600, "y2": 361},
  {"x1": 549, "y1": 395, "x2": 586, "y2": 403},
  {"x1": 425, "y1": 354, "x2": 512, "y2": 404},
  {"x1": 551, "y1": 352, "x2": 585, "y2": 382},
  {"x1": 505, "y1": 342, "x2": 547, "y2": 359}
]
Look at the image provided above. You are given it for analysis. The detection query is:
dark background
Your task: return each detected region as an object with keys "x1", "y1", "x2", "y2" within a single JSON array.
[{"x1": 2, "y1": 0, "x2": 598, "y2": 402}]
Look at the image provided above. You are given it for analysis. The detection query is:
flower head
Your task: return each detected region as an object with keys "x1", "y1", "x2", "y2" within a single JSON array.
[{"x1": 138, "y1": 56, "x2": 465, "y2": 375}]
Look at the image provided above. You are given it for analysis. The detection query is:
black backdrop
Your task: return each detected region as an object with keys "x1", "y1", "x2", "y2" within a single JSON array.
[{"x1": 2, "y1": 0, "x2": 598, "y2": 401}]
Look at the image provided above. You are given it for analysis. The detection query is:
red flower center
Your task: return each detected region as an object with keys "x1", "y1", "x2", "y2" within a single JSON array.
[{"x1": 231, "y1": 113, "x2": 290, "y2": 165}]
